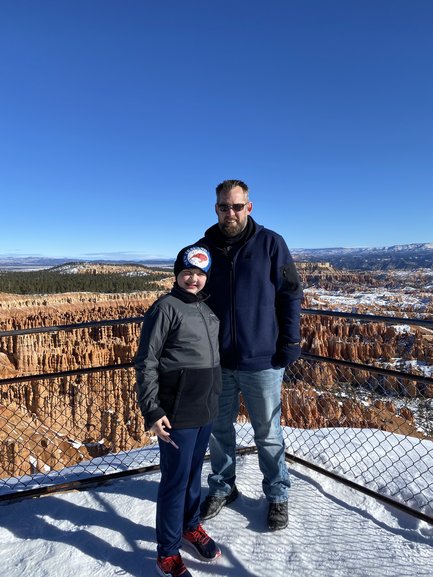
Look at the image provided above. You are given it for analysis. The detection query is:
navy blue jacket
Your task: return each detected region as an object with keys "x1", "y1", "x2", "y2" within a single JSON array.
[{"x1": 198, "y1": 217, "x2": 303, "y2": 371}]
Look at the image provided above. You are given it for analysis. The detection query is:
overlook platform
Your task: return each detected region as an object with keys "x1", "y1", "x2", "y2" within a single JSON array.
[
  {"x1": 1, "y1": 453, "x2": 432, "y2": 577},
  {"x1": 1, "y1": 309, "x2": 433, "y2": 577}
]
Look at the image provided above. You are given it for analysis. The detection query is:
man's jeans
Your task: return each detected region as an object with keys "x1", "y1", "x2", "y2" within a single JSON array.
[{"x1": 208, "y1": 367, "x2": 290, "y2": 503}]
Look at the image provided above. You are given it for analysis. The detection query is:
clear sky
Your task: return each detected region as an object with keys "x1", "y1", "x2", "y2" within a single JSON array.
[{"x1": 1, "y1": 0, "x2": 432, "y2": 259}]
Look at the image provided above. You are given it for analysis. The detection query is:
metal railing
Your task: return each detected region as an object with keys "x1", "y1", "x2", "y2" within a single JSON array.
[{"x1": 0, "y1": 311, "x2": 432, "y2": 523}]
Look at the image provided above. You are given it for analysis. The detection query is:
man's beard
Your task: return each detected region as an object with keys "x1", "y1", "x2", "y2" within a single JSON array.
[{"x1": 219, "y1": 219, "x2": 246, "y2": 237}]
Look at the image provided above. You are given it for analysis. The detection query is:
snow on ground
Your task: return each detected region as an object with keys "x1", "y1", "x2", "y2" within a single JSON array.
[
  {"x1": 288, "y1": 428, "x2": 433, "y2": 516},
  {"x1": 1, "y1": 452, "x2": 433, "y2": 577},
  {"x1": 3, "y1": 426, "x2": 433, "y2": 516},
  {"x1": 304, "y1": 287, "x2": 426, "y2": 312},
  {"x1": 2, "y1": 425, "x2": 433, "y2": 514}
]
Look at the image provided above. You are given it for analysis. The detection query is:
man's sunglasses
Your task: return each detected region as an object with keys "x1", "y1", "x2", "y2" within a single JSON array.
[{"x1": 217, "y1": 203, "x2": 249, "y2": 213}]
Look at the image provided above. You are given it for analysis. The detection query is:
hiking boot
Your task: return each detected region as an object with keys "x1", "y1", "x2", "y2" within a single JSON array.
[
  {"x1": 267, "y1": 500, "x2": 289, "y2": 531},
  {"x1": 200, "y1": 485, "x2": 239, "y2": 520},
  {"x1": 156, "y1": 553, "x2": 192, "y2": 577},
  {"x1": 183, "y1": 523, "x2": 221, "y2": 561}
]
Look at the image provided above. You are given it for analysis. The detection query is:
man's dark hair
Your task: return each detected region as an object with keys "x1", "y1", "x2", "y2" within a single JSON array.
[{"x1": 215, "y1": 180, "x2": 249, "y2": 200}]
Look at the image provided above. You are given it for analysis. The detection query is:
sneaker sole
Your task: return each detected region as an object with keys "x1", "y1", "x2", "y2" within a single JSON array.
[
  {"x1": 200, "y1": 487, "x2": 239, "y2": 520},
  {"x1": 181, "y1": 538, "x2": 222, "y2": 562},
  {"x1": 156, "y1": 565, "x2": 180, "y2": 577},
  {"x1": 268, "y1": 521, "x2": 289, "y2": 531}
]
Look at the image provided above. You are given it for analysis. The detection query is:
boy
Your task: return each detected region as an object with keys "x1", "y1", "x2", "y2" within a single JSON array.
[{"x1": 135, "y1": 245, "x2": 222, "y2": 577}]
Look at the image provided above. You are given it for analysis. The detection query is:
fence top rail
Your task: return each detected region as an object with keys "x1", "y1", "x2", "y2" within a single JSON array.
[
  {"x1": 0, "y1": 362, "x2": 133, "y2": 385},
  {"x1": 302, "y1": 308, "x2": 433, "y2": 329},
  {"x1": 1, "y1": 355, "x2": 433, "y2": 387},
  {"x1": 0, "y1": 316, "x2": 146, "y2": 337},
  {"x1": 1, "y1": 309, "x2": 432, "y2": 338},
  {"x1": 302, "y1": 353, "x2": 433, "y2": 386}
]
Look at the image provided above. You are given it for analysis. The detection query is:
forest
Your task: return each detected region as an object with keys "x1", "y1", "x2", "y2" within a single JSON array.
[{"x1": 0, "y1": 269, "x2": 169, "y2": 294}]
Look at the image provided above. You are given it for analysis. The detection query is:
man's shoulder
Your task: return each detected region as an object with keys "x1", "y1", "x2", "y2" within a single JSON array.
[
  {"x1": 257, "y1": 224, "x2": 280, "y2": 238},
  {"x1": 252, "y1": 222, "x2": 289, "y2": 247}
]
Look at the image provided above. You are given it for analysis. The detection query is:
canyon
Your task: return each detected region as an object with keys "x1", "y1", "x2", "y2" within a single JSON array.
[{"x1": 0, "y1": 262, "x2": 432, "y2": 479}]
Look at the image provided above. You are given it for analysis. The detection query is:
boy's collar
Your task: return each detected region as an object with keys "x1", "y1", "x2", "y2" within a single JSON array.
[{"x1": 171, "y1": 282, "x2": 209, "y2": 303}]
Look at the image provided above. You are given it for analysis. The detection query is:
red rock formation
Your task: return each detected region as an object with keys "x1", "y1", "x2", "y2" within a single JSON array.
[
  {"x1": 0, "y1": 403, "x2": 88, "y2": 477},
  {"x1": 0, "y1": 268, "x2": 431, "y2": 479},
  {"x1": 278, "y1": 380, "x2": 419, "y2": 437}
]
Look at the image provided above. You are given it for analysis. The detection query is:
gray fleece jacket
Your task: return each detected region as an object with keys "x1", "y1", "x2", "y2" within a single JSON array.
[{"x1": 134, "y1": 284, "x2": 222, "y2": 429}]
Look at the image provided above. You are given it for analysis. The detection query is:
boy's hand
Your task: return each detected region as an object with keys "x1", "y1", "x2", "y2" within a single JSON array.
[{"x1": 151, "y1": 416, "x2": 172, "y2": 443}]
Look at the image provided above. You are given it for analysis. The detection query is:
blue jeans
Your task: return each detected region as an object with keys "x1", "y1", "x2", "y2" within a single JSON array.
[
  {"x1": 208, "y1": 367, "x2": 290, "y2": 503},
  {"x1": 157, "y1": 423, "x2": 213, "y2": 557}
]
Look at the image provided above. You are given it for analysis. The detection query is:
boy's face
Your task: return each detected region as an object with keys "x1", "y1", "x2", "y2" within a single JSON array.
[{"x1": 177, "y1": 268, "x2": 207, "y2": 294}]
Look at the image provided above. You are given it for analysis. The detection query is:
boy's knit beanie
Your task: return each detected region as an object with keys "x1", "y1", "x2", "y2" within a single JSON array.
[{"x1": 174, "y1": 245, "x2": 212, "y2": 278}]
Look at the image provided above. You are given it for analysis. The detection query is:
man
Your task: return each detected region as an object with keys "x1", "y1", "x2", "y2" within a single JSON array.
[{"x1": 198, "y1": 179, "x2": 303, "y2": 531}]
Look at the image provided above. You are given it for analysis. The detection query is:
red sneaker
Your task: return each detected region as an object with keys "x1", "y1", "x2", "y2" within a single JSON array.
[
  {"x1": 156, "y1": 553, "x2": 192, "y2": 577},
  {"x1": 183, "y1": 523, "x2": 221, "y2": 561}
]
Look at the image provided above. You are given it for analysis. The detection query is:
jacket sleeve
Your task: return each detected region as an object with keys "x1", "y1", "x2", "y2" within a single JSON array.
[
  {"x1": 271, "y1": 235, "x2": 304, "y2": 367},
  {"x1": 134, "y1": 304, "x2": 172, "y2": 429}
]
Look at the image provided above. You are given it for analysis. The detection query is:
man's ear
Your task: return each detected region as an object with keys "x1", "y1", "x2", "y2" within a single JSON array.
[
  {"x1": 247, "y1": 201, "x2": 253, "y2": 215},
  {"x1": 214, "y1": 203, "x2": 219, "y2": 216}
]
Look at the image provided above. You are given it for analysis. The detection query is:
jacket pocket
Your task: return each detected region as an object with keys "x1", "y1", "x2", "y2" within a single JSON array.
[{"x1": 158, "y1": 369, "x2": 185, "y2": 421}]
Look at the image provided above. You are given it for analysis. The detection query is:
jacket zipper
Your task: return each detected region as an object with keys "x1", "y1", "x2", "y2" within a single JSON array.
[
  {"x1": 228, "y1": 258, "x2": 238, "y2": 367},
  {"x1": 218, "y1": 230, "x2": 255, "y2": 370},
  {"x1": 197, "y1": 301, "x2": 214, "y2": 420}
]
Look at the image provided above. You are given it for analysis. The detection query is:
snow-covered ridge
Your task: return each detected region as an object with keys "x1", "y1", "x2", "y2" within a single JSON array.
[
  {"x1": 0, "y1": 243, "x2": 432, "y2": 271},
  {"x1": 292, "y1": 243, "x2": 433, "y2": 255},
  {"x1": 52, "y1": 262, "x2": 157, "y2": 276}
]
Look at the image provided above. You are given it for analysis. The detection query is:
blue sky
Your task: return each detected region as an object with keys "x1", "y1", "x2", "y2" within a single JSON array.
[{"x1": 1, "y1": 0, "x2": 432, "y2": 259}]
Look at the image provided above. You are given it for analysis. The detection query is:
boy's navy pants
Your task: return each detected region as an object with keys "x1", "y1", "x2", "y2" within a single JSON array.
[{"x1": 156, "y1": 423, "x2": 212, "y2": 557}]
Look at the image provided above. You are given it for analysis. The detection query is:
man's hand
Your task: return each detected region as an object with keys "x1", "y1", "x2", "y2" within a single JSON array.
[{"x1": 273, "y1": 343, "x2": 301, "y2": 368}]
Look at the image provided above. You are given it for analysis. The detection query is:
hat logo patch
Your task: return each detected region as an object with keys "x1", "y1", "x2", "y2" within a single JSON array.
[{"x1": 184, "y1": 247, "x2": 210, "y2": 271}]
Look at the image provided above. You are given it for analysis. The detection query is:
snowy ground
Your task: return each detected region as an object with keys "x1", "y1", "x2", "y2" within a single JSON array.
[
  {"x1": 303, "y1": 285, "x2": 433, "y2": 321},
  {"x1": 1, "y1": 453, "x2": 433, "y2": 577}
]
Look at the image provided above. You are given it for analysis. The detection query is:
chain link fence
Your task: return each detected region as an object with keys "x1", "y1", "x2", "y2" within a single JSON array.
[
  {"x1": 282, "y1": 355, "x2": 433, "y2": 518},
  {"x1": 1, "y1": 314, "x2": 433, "y2": 520}
]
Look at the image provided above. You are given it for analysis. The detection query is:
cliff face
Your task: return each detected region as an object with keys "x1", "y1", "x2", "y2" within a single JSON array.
[
  {"x1": 0, "y1": 271, "x2": 431, "y2": 479},
  {"x1": 0, "y1": 291, "x2": 160, "y2": 378},
  {"x1": 299, "y1": 266, "x2": 433, "y2": 318},
  {"x1": 0, "y1": 369, "x2": 149, "y2": 479},
  {"x1": 0, "y1": 291, "x2": 159, "y2": 478},
  {"x1": 0, "y1": 290, "x2": 166, "y2": 331},
  {"x1": 301, "y1": 315, "x2": 433, "y2": 387},
  {"x1": 280, "y1": 383, "x2": 420, "y2": 437},
  {"x1": 0, "y1": 403, "x2": 91, "y2": 477}
]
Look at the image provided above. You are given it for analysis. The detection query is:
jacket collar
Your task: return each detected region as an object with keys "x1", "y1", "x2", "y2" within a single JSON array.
[
  {"x1": 204, "y1": 216, "x2": 258, "y2": 249},
  {"x1": 170, "y1": 283, "x2": 209, "y2": 303}
]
